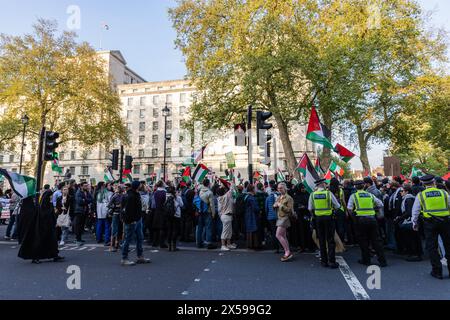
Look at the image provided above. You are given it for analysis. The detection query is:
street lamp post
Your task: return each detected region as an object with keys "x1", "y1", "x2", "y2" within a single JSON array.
[
  {"x1": 162, "y1": 103, "x2": 171, "y2": 182},
  {"x1": 19, "y1": 114, "x2": 29, "y2": 174}
]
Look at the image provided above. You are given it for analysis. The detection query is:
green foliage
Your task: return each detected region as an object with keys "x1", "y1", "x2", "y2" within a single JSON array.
[{"x1": 0, "y1": 19, "x2": 129, "y2": 155}]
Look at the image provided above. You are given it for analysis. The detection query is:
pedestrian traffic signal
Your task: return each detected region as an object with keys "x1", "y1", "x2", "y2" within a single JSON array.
[
  {"x1": 125, "y1": 155, "x2": 133, "y2": 170},
  {"x1": 44, "y1": 131, "x2": 60, "y2": 161},
  {"x1": 257, "y1": 111, "x2": 273, "y2": 146},
  {"x1": 110, "y1": 149, "x2": 119, "y2": 171}
]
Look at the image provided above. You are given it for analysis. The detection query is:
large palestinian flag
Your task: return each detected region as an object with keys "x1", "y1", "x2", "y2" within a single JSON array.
[
  {"x1": 0, "y1": 169, "x2": 36, "y2": 199},
  {"x1": 306, "y1": 106, "x2": 333, "y2": 149},
  {"x1": 192, "y1": 164, "x2": 209, "y2": 183},
  {"x1": 334, "y1": 144, "x2": 355, "y2": 163},
  {"x1": 296, "y1": 153, "x2": 320, "y2": 193}
]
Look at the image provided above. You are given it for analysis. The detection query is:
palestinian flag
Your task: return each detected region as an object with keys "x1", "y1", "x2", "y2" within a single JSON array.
[
  {"x1": 104, "y1": 167, "x2": 114, "y2": 182},
  {"x1": 410, "y1": 167, "x2": 424, "y2": 178},
  {"x1": 334, "y1": 144, "x2": 355, "y2": 163},
  {"x1": 0, "y1": 169, "x2": 36, "y2": 199},
  {"x1": 324, "y1": 170, "x2": 335, "y2": 183},
  {"x1": 219, "y1": 178, "x2": 231, "y2": 188},
  {"x1": 122, "y1": 169, "x2": 133, "y2": 183},
  {"x1": 192, "y1": 163, "x2": 209, "y2": 183},
  {"x1": 291, "y1": 178, "x2": 299, "y2": 186},
  {"x1": 182, "y1": 166, "x2": 191, "y2": 183},
  {"x1": 296, "y1": 153, "x2": 320, "y2": 194},
  {"x1": 306, "y1": 106, "x2": 333, "y2": 149},
  {"x1": 51, "y1": 152, "x2": 63, "y2": 174},
  {"x1": 276, "y1": 169, "x2": 286, "y2": 182},
  {"x1": 329, "y1": 161, "x2": 345, "y2": 177},
  {"x1": 192, "y1": 146, "x2": 207, "y2": 164},
  {"x1": 315, "y1": 158, "x2": 325, "y2": 176}
]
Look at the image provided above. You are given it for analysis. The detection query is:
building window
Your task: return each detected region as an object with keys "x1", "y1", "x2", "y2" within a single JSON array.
[
  {"x1": 167, "y1": 148, "x2": 172, "y2": 157},
  {"x1": 139, "y1": 122, "x2": 146, "y2": 131},
  {"x1": 140, "y1": 109, "x2": 145, "y2": 118},
  {"x1": 11, "y1": 168, "x2": 17, "y2": 173},
  {"x1": 71, "y1": 151, "x2": 76, "y2": 160},
  {"x1": 59, "y1": 152, "x2": 65, "y2": 160},
  {"x1": 157, "y1": 86, "x2": 163, "y2": 90},
  {"x1": 9, "y1": 155, "x2": 14, "y2": 163},
  {"x1": 81, "y1": 166, "x2": 89, "y2": 175},
  {"x1": 170, "y1": 85, "x2": 176, "y2": 89},
  {"x1": 152, "y1": 135, "x2": 159, "y2": 144},
  {"x1": 179, "y1": 135, "x2": 184, "y2": 143},
  {"x1": 180, "y1": 93, "x2": 186, "y2": 103},
  {"x1": 126, "y1": 123, "x2": 132, "y2": 132},
  {"x1": 0, "y1": 155, "x2": 3, "y2": 164},
  {"x1": 127, "y1": 110, "x2": 132, "y2": 119},
  {"x1": 167, "y1": 121, "x2": 172, "y2": 130},
  {"x1": 139, "y1": 136, "x2": 145, "y2": 145},
  {"x1": 127, "y1": 98, "x2": 133, "y2": 106},
  {"x1": 153, "y1": 96, "x2": 159, "y2": 105},
  {"x1": 153, "y1": 122, "x2": 159, "y2": 131},
  {"x1": 179, "y1": 106, "x2": 186, "y2": 114},
  {"x1": 70, "y1": 167, "x2": 76, "y2": 175},
  {"x1": 180, "y1": 120, "x2": 186, "y2": 128},
  {"x1": 166, "y1": 94, "x2": 173, "y2": 104},
  {"x1": 140, "y1": 97, "x2": 146, "y2": 106},
  {"x1": 179, "y1": 149, "x2": 184, "y2": 157},
  {"x1": 153, "y1": 109, "x2": 159, "y2": 118},
  {"x1": 152, "y1": 149, "x2": 158, "y2": 157},
  {"x1": 138, "y1": 149, "x2": 145, "y2": 158},
  {"x1": 147, "y1": 164, "x2": 155, "y2": 174},
  {"x1": 145, "y1": 88, "x2": 152, "y2": 92},
  {"x1": 133, "y1": 165, "x2": 141, "y2": 175}
]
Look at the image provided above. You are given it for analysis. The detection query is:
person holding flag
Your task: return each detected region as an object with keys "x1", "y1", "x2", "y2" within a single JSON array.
[{"x1": 308, "y1": 179, "x2": 341, "y2": 268}]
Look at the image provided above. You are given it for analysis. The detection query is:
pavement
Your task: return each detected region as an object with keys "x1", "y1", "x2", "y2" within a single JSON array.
[{"x1": 1, "y1": 224, "x2": 450, "y2": 300}]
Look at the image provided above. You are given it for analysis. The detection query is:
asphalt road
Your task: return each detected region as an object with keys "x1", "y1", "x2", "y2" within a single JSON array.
[{"x1": 1, "y1": 225, "x2": 449, "y2": 300}]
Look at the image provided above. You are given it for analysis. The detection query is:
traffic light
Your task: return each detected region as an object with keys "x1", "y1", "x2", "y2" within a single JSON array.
[
  {"x1": 125, "y1": 155, "x2": 133, "y2": 170},
  {"x1": 44, "y1": 131, "x2": 60, "y2": 161},
  {"x1": 257, "y1": 111, "x2": 273, "y2": 146},
  {"x1": 111, "y1": 149, "x2": 119, "y2": 171}
]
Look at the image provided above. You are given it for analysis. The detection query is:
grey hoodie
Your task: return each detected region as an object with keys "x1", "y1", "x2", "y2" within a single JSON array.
[{"x1": 198, "y1": 185, "x2": 216, "y2": 217}]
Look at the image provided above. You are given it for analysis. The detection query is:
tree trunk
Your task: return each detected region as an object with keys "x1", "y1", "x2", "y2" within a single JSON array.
[
  {"x1": 321, "y1": 112, "x2": 333, "y2": 168},
  {"x1": 273, "y1": 112, "x2": 299, "y2": 178},
  {"x1": 357, "y1": 125, "x2": 371, "y2": 174}
]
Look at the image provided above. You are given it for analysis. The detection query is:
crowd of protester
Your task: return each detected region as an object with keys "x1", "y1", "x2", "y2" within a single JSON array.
[{"x1": 1, "y1": 173, "x2": 449, "y2": 269}]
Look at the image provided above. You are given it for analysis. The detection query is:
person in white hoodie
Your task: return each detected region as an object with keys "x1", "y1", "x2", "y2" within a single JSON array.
[
  {"x1": 95, "y1": 182, "x2": 113, "y2": 246},
  {"x1": 217, "y1": 184, "x2": 237, "y2": 251},
  {"x1": 166, "y1": 186, "x2": 184, "y2": 251}
]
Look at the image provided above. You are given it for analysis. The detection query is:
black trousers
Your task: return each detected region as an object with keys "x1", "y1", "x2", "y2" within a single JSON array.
[
  {"x1": 180, "y1": 210, "x2": 194, "y2": 241},
  {"x1": 316, "y1": 216, "x2": 336, "y2": 264},
  {"x1": 424, "y1": 218, "x2": 450, "y2": 274},
  {"x1": 167, "y1": 216, "x2": 181, "y2": 244},
  {"x1": 73, "y1": 214, "x2": 86, "y2": 241},
  {"x1": 355, "y1": 217, "x2": 386, "y2": 264}
]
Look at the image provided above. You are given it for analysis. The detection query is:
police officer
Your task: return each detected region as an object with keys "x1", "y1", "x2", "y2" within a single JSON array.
[
  {"x1": 308, "y1": 179, "x2": 341, "y2": 268},
  {"x1": 347, "y1": 180, "x2": 387, "y2": 267},
  {"x1": 412, "y1": 174, "x2": 450, "y2": 279}
]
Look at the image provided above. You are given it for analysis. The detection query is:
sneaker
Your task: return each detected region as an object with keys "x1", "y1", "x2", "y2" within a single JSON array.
[
  {"x1": 430, "y1": 271, "x2": 443, "y2": 280},
  {"x1": 221, "y1": 246, "x2": 230, "y2": 251},
  {"x1": 281, "y1": 254, "x2": 293, "y2": 262},
  {"x1": 136, "y1": 257, "x2": 151, "y2": 264},
  {"x1": 4, "y1": 236, "x2": 11, "y2": 240},
  {"x1": 228, "y1": 244, "x2": 237, "y2": 250},
  {"x1": 121, "y1": 259, "x2": 136, "y2": 266},
  {"x1": 59, "y1": 241, "x2": 65, "y2": 246}
]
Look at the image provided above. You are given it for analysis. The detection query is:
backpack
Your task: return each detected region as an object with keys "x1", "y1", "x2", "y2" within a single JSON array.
[
  {"x1": 164, "y1": 195, "x2": 176, "y2": 218},
  {"x1": 234, "y1": 194, "x2": 247, "y2": 217},
  {"x1": 193, "y1": 195, "x2": 209, "y2": 214}
]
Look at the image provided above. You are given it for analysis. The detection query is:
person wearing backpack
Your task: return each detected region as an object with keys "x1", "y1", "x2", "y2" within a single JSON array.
[
  {"x1": 120, "y1": 181, "x2": 151, "y2": 266},
  {"x1": 165, "y1": 186, "x2": 184, "y2": 251},
  {"x1": 196, "y1": 179, "x2": 217, "y2": 249}
]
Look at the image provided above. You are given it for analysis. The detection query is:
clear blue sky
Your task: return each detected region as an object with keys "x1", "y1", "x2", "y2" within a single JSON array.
[{"x1": 0, "y1": 0, "x2": 448, "y2": 169}]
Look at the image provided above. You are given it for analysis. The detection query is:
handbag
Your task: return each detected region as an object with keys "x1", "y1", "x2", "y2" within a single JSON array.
[{"x1": 57, "y1": 213, "x2": 71, "y2": 228}]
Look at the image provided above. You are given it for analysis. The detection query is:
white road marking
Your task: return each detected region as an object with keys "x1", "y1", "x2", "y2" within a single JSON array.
[
  {"x1": 59, "y1": 246, "x2": 69, "y2": 250},
  {"x1": 181, "y1": 291, "x2": 189, "y2": 295},
  {"x1": 336, "y1": 256, "x2": 371, "y2": 301},
  {"x1": 204, "y1": 268, "x2": 210, "y2": 272},
  {"x1": 88, "y1": 247, "x2": 96, "y2": 251},
  {"x1": 77, "y1": 246, "x2": 88, "y2": 251},
  {"x1": 194, "y1": 279, "x2": 201, "y2": 282}
]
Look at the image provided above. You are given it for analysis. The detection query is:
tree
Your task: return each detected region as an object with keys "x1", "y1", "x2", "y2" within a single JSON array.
[{"x1": 0, "y1": 19, "x2": 129, "y2": 179}]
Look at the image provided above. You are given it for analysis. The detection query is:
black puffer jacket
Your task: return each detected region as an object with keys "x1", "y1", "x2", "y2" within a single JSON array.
[{"x1": 121, "y1": 190, "x2": 142, "y2": 224}]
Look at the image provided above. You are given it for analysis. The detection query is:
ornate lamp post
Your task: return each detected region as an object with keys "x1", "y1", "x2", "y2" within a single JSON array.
[{"x1": 19, "y1": 114, "x2": 29, "y2": 174}]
